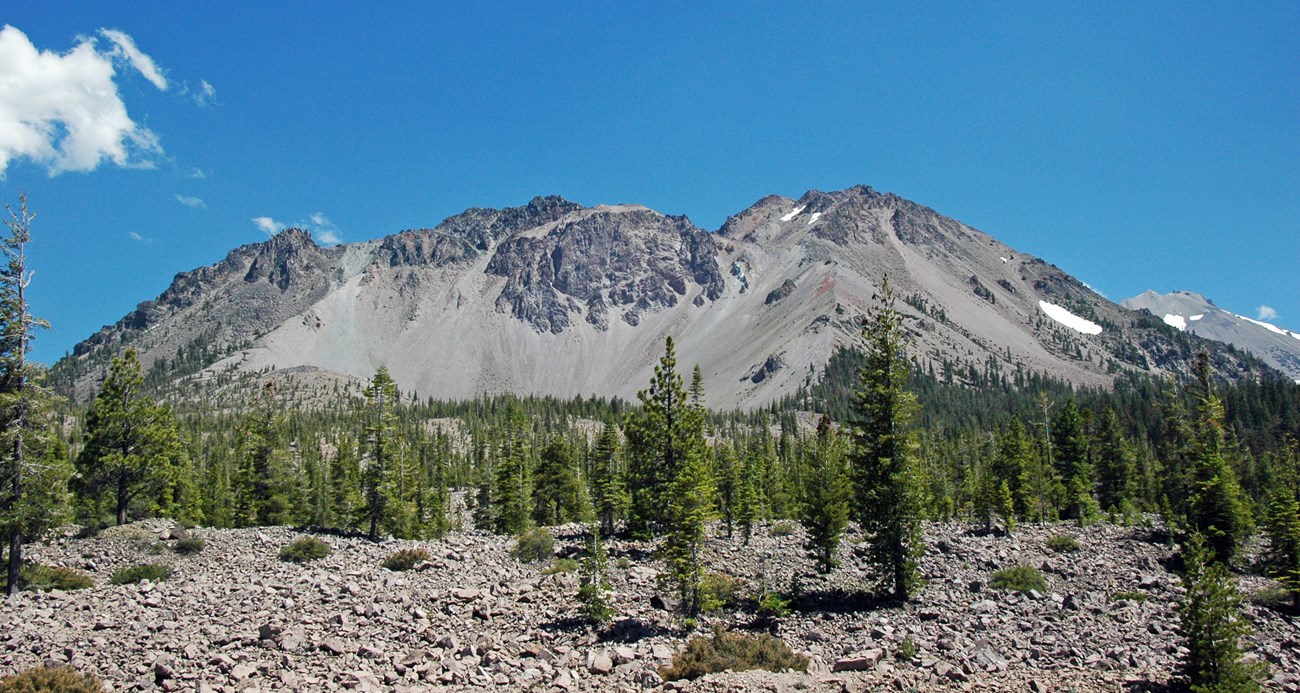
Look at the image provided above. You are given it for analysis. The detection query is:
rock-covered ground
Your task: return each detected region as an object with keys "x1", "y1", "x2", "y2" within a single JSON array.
[{"x1": 3, "y1": 519, "x2": 1299, "y2": 692}]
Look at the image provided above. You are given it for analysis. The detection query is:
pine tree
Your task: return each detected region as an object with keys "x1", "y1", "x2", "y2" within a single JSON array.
[
  {"x1": 328, "y1": 435, "x2": 362, "y2": 529},
  {"x1": 533, "y1": 435, "x2": 581, "y2": 526},
  {"x1": 735, "y1": 454, "x2": 759, "y2": 544},
  {"x1": 624, "y1": 337, "x2": 704, "y2": 538},
  {"x1": 661, "y1": 439, "x2": 713, "y2": 616},
  {"x1": 232, "y1": 382, "x2": 289, "y2": 527},
  {"x1": 800, "y1": 415, "x2": 850, "y2": 573},
  {"x1": 1263, "y1": 488, "x2": 1300, "y2": 604},
  {"x1": 492, "y1": 400, "x2": 533, "y2": 535},
  {"x1": 850, "y1": 275, "x2": 925, "y2": 601},
  {"x1": 1052, "y1": 398, "x2": 1095, "y2": 522},
  {"x1": 713, "y1": 442, "x2": 739, "y2": 539},
  {"x1": 359, "y1": 367, "x2": 405, "y2": 539},
  {"x1": 75, "y1": 349, "x2": 185, "y2": 526},
  {"x1": 1093, "y1": 407, "x2": 1134, "y2": 512},
  {"x1": 1177, "y1": 533, "x2": 1267, "y2": 692},
  {"x1": 577, "y1": 526, "x2": 615, "y2": 624},
  {"x1": 1187, "y1": 354, "x2": 1252, "y2": 564},
  {"x1": 588, "y1": 420, "x2": 628, "y2": 536},
  {"x1": 0, "y1": 195, "x2": 66, "y2": 595}
]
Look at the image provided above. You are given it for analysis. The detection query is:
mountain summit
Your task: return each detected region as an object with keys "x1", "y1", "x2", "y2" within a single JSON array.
[{"x1": 52, "y1": 187, "x2": 1267, "y2": 406}]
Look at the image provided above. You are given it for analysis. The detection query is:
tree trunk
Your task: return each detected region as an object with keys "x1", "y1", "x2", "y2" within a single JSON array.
[
  {"x1": 5, "y1": 529, "x2": 18, "y2": 596},
  {"x1": 117, "y1": 476, "x2": 129, "y2": 526}
]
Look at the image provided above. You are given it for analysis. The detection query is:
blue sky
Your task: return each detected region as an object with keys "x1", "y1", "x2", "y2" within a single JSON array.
[{"x1": 2, "y1": 2, "x2": 1297, "y2": 364}]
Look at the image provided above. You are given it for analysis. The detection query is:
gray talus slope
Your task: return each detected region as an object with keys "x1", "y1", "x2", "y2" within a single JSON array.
[
  {"x1": 52, "y1": 187, "x2": 1270, "y2": 408},
  {"x1": 1122, "y1": 290, "x2": 1300, "y2": 381}
]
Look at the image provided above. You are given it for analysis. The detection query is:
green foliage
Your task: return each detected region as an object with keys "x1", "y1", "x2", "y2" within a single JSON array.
[
  {"x1": 0, "y1": 665, "x2": 107, "y2": 693},
  {"x1": 382, "y1": 547, "x2": 431, "y2": 571},
  {"x1": 491, "y1": 400, "x2": 533, "y2": 536},
  {"x1": 756, "y1": 590, "x2": 792, "y2": 619},
  {"x1": 1178, "y1": 533, "x2": 1267, "y2": 692},
  {"x1": 1111, "y1": 590, "x2": 1149, "y2": 603},
  {"x1": 660, "y1": 425, "x2": 714, "y2": 616},
  {"x1": 19, "y1": 563, "x2": 93, "y2": 591},
  {"x1": 660, "y1": 626, "x2": 809, "y2": 681},
  {"x1": 171, "y1": 536, "x2": 206, "y2": 555},
  {"x1": 359, "y1": 366, "x2": 402, "y2": 539},
  {"x1": 533, "y1": 435, "x2": 581, "y2": 526},
  {"x1": 577, "y1": 528, "x2": 615, "y2": 624},
  {"x1": 851, "y1": 275, "x2": 925, "y2": 600},
  {"x1": 1263, "y1": 488, "x2": 1300, "y2": 600},
  {"x1": 800, "y1": 415, "x2": 850, "y2": 573},
  {"x1": 1186, "y1": 354, "x2": 1253, "y2": 565},
  {"x1": 511, "y1": 527, "x2": 554, "y2": 563},
  {"x1": 110, "y1": 562, "x2": 172, "y2": 585},
  {"x1": 1045, "y1": 534, "x2": 1080, "y2": 553},
  {"x1": 542, "y1": 558, "x2": 580, "y2": 575},
  {"x1": 589, "y1": 420, "x2": 628, "y2": 536},
  {"x1": 897, "y1": 635, "x2": 918, "y2": 660},
  {"x1": 698, "y1": 572, "x2": 742, "y2": 613},
  {"x1": 989, "y1": 564, "x2": 1047, "y2": 593},
  {"x1": 769, "y1": 521, "x2": 796, "y2": 537},
  {"x1": 232, "y1": 382, "x2": 294, "y2": 527},
  {"x1": 279, "y1": 536, "x2": 332, "y2": 563}
]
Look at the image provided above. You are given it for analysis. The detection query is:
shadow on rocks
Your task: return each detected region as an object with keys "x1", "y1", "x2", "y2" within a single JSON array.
[
  {"x1": 597, "y1": 618, "x2": 673, "y2": 644},
  {"x1": 790, "y1": 588, "x2": 894, "y2": 614}
]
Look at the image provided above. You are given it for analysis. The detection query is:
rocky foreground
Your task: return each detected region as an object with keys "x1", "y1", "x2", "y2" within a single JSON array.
[{"x1": 4, "y1": 519, "x2": 1300, "y2": 692}]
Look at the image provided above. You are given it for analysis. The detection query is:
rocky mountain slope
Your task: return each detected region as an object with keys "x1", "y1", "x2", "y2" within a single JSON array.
[
  {"x1": 6, "y1": 519, "x2": 1300, "y2": 691},
  {"x1": 51, "y1": 187, "x2": 1269, "y2": 406},
  {"x1": 1123, "y1": 290, "x2": 1300, "y2": 382}
]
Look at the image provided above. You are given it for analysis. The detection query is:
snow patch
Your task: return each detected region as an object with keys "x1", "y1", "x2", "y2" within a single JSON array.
[
  {"x1": 1038, "y1": 300, "x2": 1103, "y2": 335},
  {"x1": 1189, "y1": 314, "x2": 1204, "y2": 321},
  {"x1": 1163, "y1": 314, "x2": 1187, "y2": 331},
  {"x1": 1235, "y1": 314, "x2": 1290, "y2": 336},
  {"x1": 806, "y1": 212, "x2": 822, "y2": 225},
  {"x1": 780, "y1": 206, "x2": 805, "y2": 222},
  {"x1": 1000, "y1": 257, "x2": 1008, "y2": 264}
]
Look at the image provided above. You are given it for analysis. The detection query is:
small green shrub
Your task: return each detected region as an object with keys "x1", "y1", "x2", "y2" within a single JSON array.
[
  {"x1": 511, "y1": 527, "x2": 554, "y2": 563},
  {"x1": 756, "y1": 591, "x2": 792, "y2": 619},
  {"x1": 616, "y1": 557, "x2": 630, "y2": 569},
  {"x1": 279, "y1": 536, "x2": 332, "y2": 563},
  {"x1": 1249, "y1": 585, "x2": 1293, "y2": 609},
  {"x1": 769, "y1": 521, "x2": 796, "y2": 537},
  {"x1": 110, "y1": 563, "x2": 172, "y2": 585},
  {"x1": 1045, "y1": 534, "x2": 1080, "y2": 553},
  {"x1": 542, "y1": 558, "x2": 580, "y2": 575},
  {"x1": 897, "y1": 636, "x2": 918, "y2": 660},
  {"x1": 172, "y1": 537, "x2": 206, "y2": 555},
  {"x1": 660, "y1": 626, "x2": 809, "y2": 681},
  {"x1": 1111, "y1": 590, "x2": 1149, "y2": 603},
  {"x1": 989, "y1": 565, "x2": 1047, "y2": 593},
  {"x1": 700, "y1": 572, "x2": 743, "y2": 612},
  {"x1": 19, "y1": 564, "x2": 94, "y2": 592},
  {"x1": 0, "y1": 665, "x2": 107, "y2": 693},
  {"x1": 382, "y1": 547, "x2": 431, "y2": 571}
]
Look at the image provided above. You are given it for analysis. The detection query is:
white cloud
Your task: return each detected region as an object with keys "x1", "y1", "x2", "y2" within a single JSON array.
[
  {"x1": 307, "y1": 212, "x2": 341, "y2": 244},
  {"x1": 174, "y1": 194, "x2": 205, "y2": 208},
  {"x1": 1257, "y1": 305, "x2": 1280, "y2": 321},
  {"x1": 98, "y1": 29, "x2": 167, "y2": 90},
  {"x1": 196, "y1": 79, "x2": 215, "y2": 106},
  {"x1": 252, "y1": 216, "x2": 283, "y2": 235},
  {"x1": 128, "y1": 230, "x2": 151, "y2": 243},
  {"x1": 0, "y1": 24, "x2": 167, "y2": 176},
  {"x1": 186, "y1": 167, "x2": 205, "y2": 179}
]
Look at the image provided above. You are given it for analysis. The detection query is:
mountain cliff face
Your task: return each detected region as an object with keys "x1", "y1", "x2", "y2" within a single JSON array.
[
  {"x1": 51, "y1": 187, "x2": 1272, "y2": 406},
  {"x1": 1122, "y1": 290, "x2": 1300, "y2": 382}
]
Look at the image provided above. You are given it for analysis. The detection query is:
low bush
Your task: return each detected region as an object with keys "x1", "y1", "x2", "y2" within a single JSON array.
[
  {"x1": 511, "y1": 527, "x2": 554, "y2": 563},
  {"x1": 19, "y1": 564, "x2": 93, "y2": 592},
  {"x1": 110, "y1": 563, "x2": 172, "y2": 585},
  {"x1": 1249, "y1": 584, "x2": 1293, "y2": 609},
  {"x1": 382, "y1": 547, "x2": 430, "y2": 571},
  {"x1": 279, "y1": 537, "x2": 332, "y2": 563},
  {"x1": 700, "y1": 572, "x2": 743, "y2": 612},
  {"x1": 1045, "y1": 534, "x2": 1080, "y2": 553},
  {"x1": 542, "y1": 558, "x2": 580, "y2": 575},
  {"x1": 660, "y1": 626, "x2": 809, "y2": 681},
  {"x1": 1111, "y1": 590, "x2": 1149, "y2": 603},
  {"x1": 769, "y1": 521, "x2": 796, "y2": 537},
  {"x1": 172, "y1": 537, "x2": 206, "y2": 555},
  {"x1": 989, "y1": 565, "x2": 1047, "y2": 593},
  {"x1": 756, "y1": 591, "x2": 792, "y2": 619},
  {"x1": 897, "y1": 636, "x2": 918, "y2": 660},
  {"x1": 0, "y1": 665, "x2": 107, "y2": 692}
]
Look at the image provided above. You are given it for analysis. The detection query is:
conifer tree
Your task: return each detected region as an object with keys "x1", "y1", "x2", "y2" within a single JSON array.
[
  {"x1": 1052, "y1": 399, "x2": 1095, "y2": 521},
  {"x1": 1093, "y1": 407, "x2": 1134, "y2": 512},
  {"x1": 328, "y1": 435, "x2": 362, "y2": 529},
  {"x1": 75, "y1": 349, "x2": 185, "y2": 526},
  {"x1": 1177, "y1": 533, "x2": 1266, "y2": 692},
  {"x1": 1263, "y1": 488, "x2": 1300, "y2": 604},
  {"x1": 624, "y1": 337, "x2": 704, "y2": 538},
  {"x1": 577, "y1": 525, "x2": 615, "y2": 624},
  {"x1": 492, "y1": 400, "x2": 533, "y2": 535},
  {"x1": 589, "y1": 420, "x2": 628, "y2": 536},
  {"x1": 233, "y1": 382, "x2": 289, "y2": 526},
  {"x1": 1187, "y1": 354, "x2": 1252, "y2": 564},
  {"x1": 534, "y1": 435, "x2": 581, "y2": 526},
  {"x1": 661, "y1": 437, "x2": 713, "y2": 616},
  {"x1": 713, "y1": 441, "x2": 739, "y2": 539},
  {"x1": 360, "y1": 367, "x2": 400, "y2": 539},
  {"x1": 800, "y1": 415, "x2": 850, "y2": 573},
  {"x1": 0, "y1": 195, "x2": 66, "y2": 595},
  {"x1": 735, "y1": 455, "x2": 759, "y2": 544},
  {"x1": 850, "y1": 275, "x2": 925, "y2": 600}
]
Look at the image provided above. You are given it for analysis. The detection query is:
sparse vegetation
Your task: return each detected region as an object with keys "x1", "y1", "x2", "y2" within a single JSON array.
[
  {"x1": 0, "y1": 665, "x2": 107, "y2": 693},
  {"x1": 660, "y1": 625, "x2": 808, "y2": 681},
  {"x1": 699, "y1": 572, "x2": 743, "y2": 612},
  {"x1": 172, "y1": 537, "x2": 206, "y2": 555},
  {"x1": 1046, "y1": 534, "x2": 1080, "y2": 553},
  {"x1": 278, "y1": 537, "x2": 331, "y2": 563},
  {"x1": 897, "y1": 635, "x2": 918, "y2": 660},
  {"x1": 989, "y1": 565, "x2": 1047, "y2": 593},
  {"x1": 542, "y1": 558, "x2": 579, "y2": 575},
  {"x1": 769, "y1": 521, "x2": 796, "y2": 537},
  {"x1": 1111, "y1": 590, "x2": 1149, "y2": 603},
  {"x1": 19, "y1": 564, "x2": 93, "y2": 592},
  {"x1": 511, "y1": 527, "x2": 554, "y2": 563},
  {"x1": 110, "y1": 562, "x2": 172, "y2": 585},
  {"x1": 381, "y1": 547, "x2": 430, "y2": 571},
  {"x1": 756, "y1": 590, "x2": 792, "y2": 619}
]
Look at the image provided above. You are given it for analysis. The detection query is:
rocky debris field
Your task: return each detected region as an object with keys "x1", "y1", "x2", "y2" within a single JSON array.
[{"x1": 3, "y1": 519, "x2": 1299, "y2": 692}]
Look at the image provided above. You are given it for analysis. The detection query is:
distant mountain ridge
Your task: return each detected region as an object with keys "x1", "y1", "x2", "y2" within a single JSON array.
[
  {"x1": 1122, "y1": 290, "x2": 1300, "y2": 382},
  {"x1": 50, "y1": 186, "x2": 1274, "y2": 407}
]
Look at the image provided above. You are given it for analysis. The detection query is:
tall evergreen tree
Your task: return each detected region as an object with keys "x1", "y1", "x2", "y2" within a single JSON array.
[
  {"x1": 492, "y1": 400, "x2": 533, "y2": 535},
  {"x1": 328, "y1": 435, "x2": 362, "y2": 529},
  {"x1": 0, "y1": 195, "x2": 66, "y2": 595},
  {"x1": 624, "y1": 337, "x2": 705, "y2": 538},
  {"x1": 75, "y1": 349, "x2": 185, "y2": 526},
  {"x1": 1177, "y1": 533, "x2": 1267, "y2": 692},
  {"x1": 588, "y1": 420, "x2": 628, "y2": 536},
  {"x1": 533, "y1": 434, "x2": 581, "y2": 526},
  {"x1": 800, "y1": 415, "x2": 850, "y2": 573},
  {"x1": 661, "y1": 427, "x2": 714, "y2": 616},
  {"x1": 1093, "y1": 407, "x2": 1134, "y2": 512},
  {"x1": 1052, "y1": 398, "x2": 1096, "y2": 522},
  {"x1": 1187, "y1": 354, "x2": 1252, "y2": 564},
  {"x1": 850, "y1": 275, "x2": 925, "y2": 600},
  {"x1": 360, "y1": 367, "x2": 400, "y2": 539},
  {"x1": 712, "y1": 441, "x2": 739, "y2": 539},
  {"x1": 233, "y1": 382, "x2": 289, "y2": 527}
]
